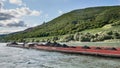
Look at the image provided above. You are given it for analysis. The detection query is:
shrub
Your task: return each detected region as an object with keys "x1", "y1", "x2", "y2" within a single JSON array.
[{"x1": 62, "y1": 35, "x2": 74, "y2": 42}]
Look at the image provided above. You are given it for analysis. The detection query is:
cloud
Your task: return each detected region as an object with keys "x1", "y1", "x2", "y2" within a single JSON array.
[
  {"x1": 58, "y1": 10, "x2": 63, "y2": 14},
  {"x1": 31, "y1": 10, "x2": 41, "y2": 16},
  {"x1": 0, "y1": 0, "x2": 41, "y2": 34},
  {"x1": 0, "y1": 0, "x2": 4, "y2": 10},
  {"x1": 9, "y1": 0, "x2": 23, "y2": 6},
  {"x1": 1, "y1": 7, "x2": 41, "y2": 17},
  {"x1": 0, "y1": 27, "x2": 26, "y2": 34},
  {"x1": 0, "y1": 1, "x2": 41, "y2": 27},
  {"x1": 0, "y1": 30, "x2": 12, "y2": 34},
  {"x1": 0, "y1": 18, "x2": 27, "y2": 27},
  {"x1": 0, "y1": 23, "x2": 3, "y2": 26},
  {"x1": 0, "y1": 13, "x2": 14, "y2": 20},
  {"x1": 6, "y1": 20, "x2": 26, "y2": 27},
  {"x1": 0, "y1": 0, "x2": 41, "y2": 17}
]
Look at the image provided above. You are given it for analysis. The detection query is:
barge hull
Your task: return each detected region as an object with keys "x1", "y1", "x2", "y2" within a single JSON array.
[
  {"x1": 7, "y1": 45, "x2": 120, "y2": 58},
  {"x1": 35, "y1": 46, "x2": 120, "y2": 58}
]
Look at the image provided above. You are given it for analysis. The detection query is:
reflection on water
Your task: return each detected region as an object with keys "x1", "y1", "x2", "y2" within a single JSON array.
[{"x1": 0, "y1": 43, "x2": 120, "y2": 68}]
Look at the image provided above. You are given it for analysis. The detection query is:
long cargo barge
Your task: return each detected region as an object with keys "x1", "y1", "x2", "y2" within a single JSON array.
[{"x1": 6, "y1": 42, "x2": 120, "y2": 58}]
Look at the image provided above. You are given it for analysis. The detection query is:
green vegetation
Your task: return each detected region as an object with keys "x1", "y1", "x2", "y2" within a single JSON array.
[
  {"x1": 1, "y1": 6, "x2": 120, "y2": 42},
  {"x1": 73, "y1": 31, "x2": 120, "y2": 42}
]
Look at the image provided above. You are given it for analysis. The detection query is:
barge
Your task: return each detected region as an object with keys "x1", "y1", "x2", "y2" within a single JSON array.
[{"x1": 7, "y1": 42, "x2": 120, "y2": 58}]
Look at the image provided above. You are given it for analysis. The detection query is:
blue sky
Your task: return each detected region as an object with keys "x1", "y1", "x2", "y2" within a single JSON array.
[{"x1": 0, "y1": 0, "x2": 120, "y2": 34}]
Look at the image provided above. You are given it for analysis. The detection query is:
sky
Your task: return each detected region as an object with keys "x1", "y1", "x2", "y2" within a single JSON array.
[{"x1": 0, "y1": 0, "x2": 120, "y2": 34}]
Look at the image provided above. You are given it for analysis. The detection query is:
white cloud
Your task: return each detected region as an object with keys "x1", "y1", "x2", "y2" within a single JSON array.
[
  {"x1": 1, "y1": 7, "x2": 41, "y2": 17},
  {"x1": 0, "y1": 0, "x2": 41, "y2": 34},
  {"x1": 0, "y1": 6, "x2": 41, "y2": 27},
  {"x1": 0, "y1": 30, "x2": 14, "y2": 34},
  {"x1": 0, "y1": 27, "x2": 26, "y2": 34},
  {"x1": 58, "y1": 10, "x2": 63, "y2": 14},
  {"x1": 9, "y1": 0, "x2": 23, "y2": 6},
  {"x1": 0, "y1": 23, "x2": 3, "y2": 26},
  {"x1": 30, "y1": 10, "x2": 41, "y2": 16},
  {"x1": 0, "y1": 18, "x2": 26, "y2": 27}
]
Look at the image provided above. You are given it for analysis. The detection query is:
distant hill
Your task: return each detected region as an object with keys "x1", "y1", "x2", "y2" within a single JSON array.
[
  {"x1": 0, "y1": 34, "x2": 6, "y2": 37},
  {"x1": 1, "y1": 6, "x2": 120, "y2": 41}
]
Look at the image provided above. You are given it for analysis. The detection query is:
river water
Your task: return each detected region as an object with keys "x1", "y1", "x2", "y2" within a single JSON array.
[{"x1": 0, "y1": 43, "x2": 120, "y2": 68}]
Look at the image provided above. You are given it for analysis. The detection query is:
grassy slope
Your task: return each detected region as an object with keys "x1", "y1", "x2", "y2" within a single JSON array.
[
  {"x1": 82, "y1": 24, "x2": 120, "y2": 34},
  {"x1": 26, "y1": 24, "x2": 120, "y2": 42},
  {"x1": 1, "y1": 6, "x2": 120, "y2": 41}
]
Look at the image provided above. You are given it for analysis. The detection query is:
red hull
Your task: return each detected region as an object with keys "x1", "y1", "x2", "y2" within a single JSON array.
[
  {"x1": 7, "y1": 43, "x2": 120, "y2": 58},
  {"x1": 34, "y1": 45, "x2": 120, "y2": 58}
]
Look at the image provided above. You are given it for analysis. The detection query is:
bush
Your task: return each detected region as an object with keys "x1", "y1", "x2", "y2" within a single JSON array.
[
  {"x1": 61, "y1": 35, "x2": 74, "y2": 42},
  {"x1": 111, "y1": 21, "x2": 120, "y2": 26},
  {"x1": 52, "y1": 37, "x2": 59, "y2": 41}
]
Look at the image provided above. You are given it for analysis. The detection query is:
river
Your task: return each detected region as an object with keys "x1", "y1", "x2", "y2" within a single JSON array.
[{"x1": 0, "y1": 43, "x2": 120, "y2": 68}]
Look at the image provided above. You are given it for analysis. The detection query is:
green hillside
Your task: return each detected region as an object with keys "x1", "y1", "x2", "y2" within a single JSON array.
[
  {"x1": 1, "y1": 6, "x2": 120, "y2": 42},
  {"x1": 26, "y1": 24, "x2": 120, "y2": 42}
]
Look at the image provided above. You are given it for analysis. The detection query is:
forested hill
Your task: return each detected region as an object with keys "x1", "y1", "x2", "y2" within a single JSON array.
[{"x1": 1, "y1": 6, "x2": 120, "y2": 41}]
